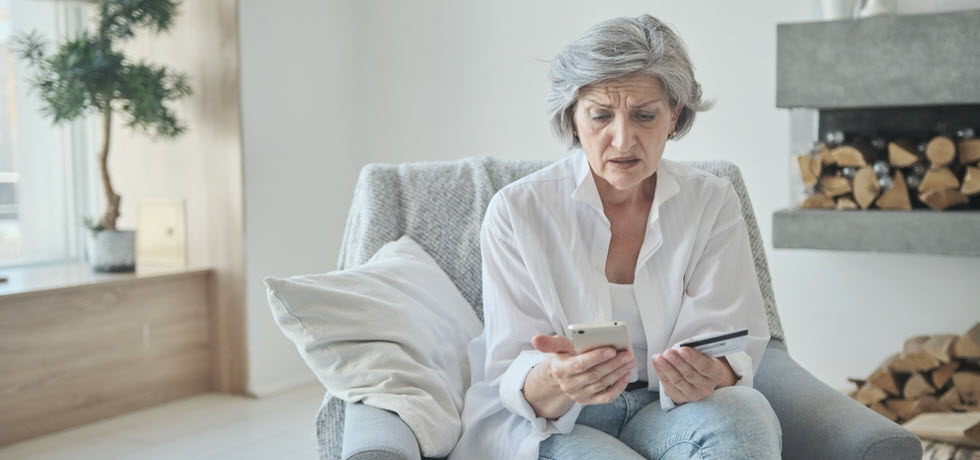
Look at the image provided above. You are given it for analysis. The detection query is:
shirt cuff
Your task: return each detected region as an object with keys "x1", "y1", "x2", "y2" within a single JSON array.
[
  {"x1": 725, "y1": 351, "x2": 754, "y2": 388},
  {"x1": 498, "y1": 349, "x2": 582, "y2": 435},
  {"x1": 657, "y1": 352, "x2": 754, "y2": 412},
  {"x1": 659, "y1": 384, "x2": 676, "y2": 411}
]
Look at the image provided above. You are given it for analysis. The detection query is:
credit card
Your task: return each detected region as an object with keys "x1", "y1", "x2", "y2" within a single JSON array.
[{"x1": 679, "y1": 329, "x2": 749, "y2": 358}]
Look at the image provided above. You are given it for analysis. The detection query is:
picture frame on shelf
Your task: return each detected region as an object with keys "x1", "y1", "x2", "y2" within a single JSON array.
[{"x1": 136, "y1": 198, "x2": 187, "y2": 268}]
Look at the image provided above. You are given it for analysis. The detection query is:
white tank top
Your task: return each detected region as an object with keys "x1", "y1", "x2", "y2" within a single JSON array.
[{"x1": 609, "y1": 282, "x2": 647, "y2": 378}]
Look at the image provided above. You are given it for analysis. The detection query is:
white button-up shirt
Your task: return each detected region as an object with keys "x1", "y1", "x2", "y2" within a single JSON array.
[{"x1": 450, "y1": 151, "x2": 770, "y2": 460}]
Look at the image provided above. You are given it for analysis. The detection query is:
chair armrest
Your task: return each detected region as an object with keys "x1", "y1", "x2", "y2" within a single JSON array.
[
  {"x1": 755, "y1": 341, "x2": 922, "y2": 460},
  {"x1": 318, "y1": 394, "x2": 346, "y2": 460},
  {"x1": 342, "y1": 402, "x2": 422, "y2": 460}
]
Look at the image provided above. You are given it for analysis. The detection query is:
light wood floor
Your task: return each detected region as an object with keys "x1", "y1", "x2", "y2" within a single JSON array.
[{"x1": 0, "y1": 383, "x2": 325, "y2": 460}]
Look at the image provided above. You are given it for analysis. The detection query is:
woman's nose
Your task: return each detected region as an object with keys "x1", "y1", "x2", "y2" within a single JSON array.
[{"x1": 610, "y1": 116, "x2": 636, "y2": 152}]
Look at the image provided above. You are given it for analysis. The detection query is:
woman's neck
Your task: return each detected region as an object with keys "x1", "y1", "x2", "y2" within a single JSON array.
[{"x1": 596, "y1": 171, "x2": 658, "y2": 211}]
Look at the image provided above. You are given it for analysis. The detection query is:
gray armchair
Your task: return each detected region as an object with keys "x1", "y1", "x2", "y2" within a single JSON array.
[{"x1": 318, "y1": 157, "x2": 921, "y2": 460}]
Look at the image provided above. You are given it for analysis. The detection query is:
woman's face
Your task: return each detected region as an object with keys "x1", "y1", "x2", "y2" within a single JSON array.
[{"x1": 572, "y1": 73, "x2": 681, "y2": 196}]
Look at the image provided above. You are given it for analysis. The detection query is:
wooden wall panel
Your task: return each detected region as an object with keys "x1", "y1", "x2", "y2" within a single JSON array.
[{"x1": 108, "y1": 0, "x2": 246, "y2": 393}]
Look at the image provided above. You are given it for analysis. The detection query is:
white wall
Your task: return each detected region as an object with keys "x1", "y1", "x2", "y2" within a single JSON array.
[
  {"x1": 240, "y1": 0, "x2": 980, "y2": 395},
  {"x1": 240, "y1": 0, "x2": 360, "y2": 395}
]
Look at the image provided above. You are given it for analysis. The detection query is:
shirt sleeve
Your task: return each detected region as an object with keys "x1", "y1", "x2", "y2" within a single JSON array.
[
  {"x1": 480, "y1": 195, "x2": 581, "y2": 434},
  {"x1": 658, "y1": 185, "x2": 771, "y2": 411}
]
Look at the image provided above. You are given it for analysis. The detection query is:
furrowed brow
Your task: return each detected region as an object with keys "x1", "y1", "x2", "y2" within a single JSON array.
[
  {"x1": 631, "y1": 99, "x2": 661, "y2": 108},
  {"x1": 581, "y1": 97, "x2": 612, "y2": 109},
  {"x1": 581, "y1": 97, "x2": 661, "y2": 109}
]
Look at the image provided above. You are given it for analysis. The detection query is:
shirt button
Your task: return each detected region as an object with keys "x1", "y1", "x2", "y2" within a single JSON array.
[
  {"x1": 594, "y1": 265, "x2": 602, "y2": 273},
  {"x1": 600, "y1": 313, "x2": 609, "y2": 320}
]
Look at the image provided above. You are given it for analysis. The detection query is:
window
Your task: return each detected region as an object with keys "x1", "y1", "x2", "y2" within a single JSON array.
[{"x1": 1, "y1": 0, "x2": 97, "y2": 267}]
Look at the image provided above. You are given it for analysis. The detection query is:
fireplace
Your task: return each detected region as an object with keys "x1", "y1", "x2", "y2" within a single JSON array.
[{"x1": 772, "y1": 10, "x2": 980, "y2": 256}]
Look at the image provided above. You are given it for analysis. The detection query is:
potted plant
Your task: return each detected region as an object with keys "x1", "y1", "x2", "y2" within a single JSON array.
[{"x1": 15, "y1": 0, "x2": 191, "y2": 272}]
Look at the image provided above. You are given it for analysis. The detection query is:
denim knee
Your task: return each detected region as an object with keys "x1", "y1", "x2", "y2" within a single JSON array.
[
  {"x1": 616, "y1": 386, "x2": 781, "y2": 459},
  {"x1": 698, "y1": 386, "x2": 782, "y2": 456}
]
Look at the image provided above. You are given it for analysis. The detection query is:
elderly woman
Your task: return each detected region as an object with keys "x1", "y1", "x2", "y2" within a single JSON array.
[{"x1": 450, "y1": 15, "x2": 781, "y2": 460}]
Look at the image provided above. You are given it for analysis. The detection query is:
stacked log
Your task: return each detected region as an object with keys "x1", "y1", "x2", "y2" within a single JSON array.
[
  {"x1": 848, "y1": 323, "x2": 980, "y2": 425},
  {"x1": 798, "y1": 133, "x2": 980, "y2": 211}
]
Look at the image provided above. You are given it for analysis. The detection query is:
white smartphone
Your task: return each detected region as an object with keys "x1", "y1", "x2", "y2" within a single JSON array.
[{"x1": 566, "y1": 321, "x2": 639, "y2": 382}]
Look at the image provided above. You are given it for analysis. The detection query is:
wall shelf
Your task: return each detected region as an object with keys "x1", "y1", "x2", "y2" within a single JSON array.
[
  {"x1": 776, "y1": 10, "x2": 980, "y2": 109},
  {"x1": 772, "y1": 209, "x2": 980, "y2": 257},
  {"x1": 774, "y1": 11, "x2": 980, "y2": 257}
]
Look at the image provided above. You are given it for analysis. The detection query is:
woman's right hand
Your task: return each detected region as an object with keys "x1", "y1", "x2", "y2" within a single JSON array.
[{"x1": 521, "y1": 334, "x2": 636, "y2": 419}]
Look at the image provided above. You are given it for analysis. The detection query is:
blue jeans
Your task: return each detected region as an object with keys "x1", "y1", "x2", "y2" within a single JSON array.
[{"x1": 538, "y1": 385, "x2": 781, "y2": 460}]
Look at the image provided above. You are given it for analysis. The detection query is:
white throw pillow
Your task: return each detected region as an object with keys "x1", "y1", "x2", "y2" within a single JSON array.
[{"x1": 264, "y1": 236, "x2": 483, "y2": 458}]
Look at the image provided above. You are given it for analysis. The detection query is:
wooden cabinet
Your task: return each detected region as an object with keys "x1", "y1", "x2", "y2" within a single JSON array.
[{"x1": 0, "y1": 268, "x2": 212, "y2": 446}]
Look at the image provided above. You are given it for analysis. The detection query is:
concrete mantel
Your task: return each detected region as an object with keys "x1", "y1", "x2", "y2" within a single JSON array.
[
  {"x1": 773, "y1": 209, "x2": 980, "y2": 257},
  {"x1": 776, "y1": 10, "x2": 980, "y2": 109}
]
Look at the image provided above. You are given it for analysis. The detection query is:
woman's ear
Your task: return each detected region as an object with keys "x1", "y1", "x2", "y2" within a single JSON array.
[{"x1": 671, "y1": 104, "x2": 684, "y2": 128}]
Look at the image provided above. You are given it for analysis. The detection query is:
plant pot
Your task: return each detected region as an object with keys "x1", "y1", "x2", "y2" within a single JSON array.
[
  {"x1": 88, "y1": 229, "x2": 136, "y2": 273},
  {"x1": 821, "y1": 0, "x2": 857, "y2": 19}
]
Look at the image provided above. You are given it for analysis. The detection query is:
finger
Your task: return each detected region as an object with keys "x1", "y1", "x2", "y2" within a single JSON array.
[
  {"x1": 654, "y1": 356, "x2": 697, "y2": 403},
  {"x1": 532, "y1": 334, "x2": 575, "y2": 354},
  {"x1": 664, "y1": 349, "x2": 712, "y2": 388},
  {"x1": 587, "y1": 372, "x2": 630, "y2": 405},
  {"x1": 677, "y1": 346, "x2": 721, "y2": 376},
  {"x1": 661, "y1": 351, "x2": 706, "y2": 397},
  {"x1": 677, "y1": 347, "x2": 730, "y2": 387},
  {"x1": 572, "y1": 358, "x2": 635, "y2": 399},
  {"x1": 653, "y1": 353, "x2": 698, "y2": 401},
  {"x1": 651, "y1": 354, "x2": 680, "y2": 400},
  {"x1": 653, "y1": 361, "x2": 686, "y2": 403},
  {"x1": 550, "y1": 346, "x2": 606, "y2": 381},
  {"x1": 564, "y1": 350, "x2": 634, "y2": 389},
  {"x1": 564, "y1": 346, "x2": 619, "y2": 375},
  {"x1": 551, "y1": 346, "x2": 615, "y2": 382},
  {"x1": 658, "y1": 378, "x2": 681, "y2": 402}
]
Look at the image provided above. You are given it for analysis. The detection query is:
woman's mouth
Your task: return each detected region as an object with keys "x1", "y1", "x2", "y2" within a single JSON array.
[{"x1": 609, "y1": 157, "x2": 640, "y2": 169}]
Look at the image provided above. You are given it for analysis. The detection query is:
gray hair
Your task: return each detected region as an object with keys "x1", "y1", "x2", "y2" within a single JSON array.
[{"x1": 547, "y1": 15, "x2": 713, "y2": 149}]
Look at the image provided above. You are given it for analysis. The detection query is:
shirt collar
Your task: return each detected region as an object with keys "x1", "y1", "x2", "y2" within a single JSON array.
[{"x1": 570, "y1": 149, "x2": 680, "y2": 227}]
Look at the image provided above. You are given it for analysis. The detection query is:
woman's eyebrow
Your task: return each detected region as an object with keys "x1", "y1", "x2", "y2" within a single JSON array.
[
  {"x1": 631, "y1": 99, "x2": 661, "y2": 108},
  {"x1": 582, "y1": 97, "x2": 661, "y2": 109},
  {"x1": 582, "y1": 97, "x2": 612, "y2": 109}
]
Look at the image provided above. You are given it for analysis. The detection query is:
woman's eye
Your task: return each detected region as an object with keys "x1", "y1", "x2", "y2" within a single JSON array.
[
  {"x1": 590, "y1": 114, "x2": 611, "y2": 121},
  {"x1": 635, "y1": 113, "x2": 656, "y2": 122}
]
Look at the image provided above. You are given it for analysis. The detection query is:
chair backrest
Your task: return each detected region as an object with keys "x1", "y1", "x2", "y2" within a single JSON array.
[{"x1": 337, "y1": 157, "x2": 784, "y2": 342}]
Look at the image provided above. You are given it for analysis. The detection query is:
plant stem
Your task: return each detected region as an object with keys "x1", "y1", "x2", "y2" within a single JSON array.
[{"x1": 98, "y1": 107, "x2": 120, "y2": 230}]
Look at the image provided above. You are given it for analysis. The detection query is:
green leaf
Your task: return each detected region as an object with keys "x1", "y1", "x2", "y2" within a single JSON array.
[
  {"x1": 14, "y1": 0, "x2": 190, "y2": 134},
  {"x1": 99, "y1": 0, "x2": 179, "y2": 41},
  {"x1": 116, "y1": 61, "x2": 190, "y2": 138},
  {"x1": 83, "y1": 216, "x2": 105, "y2": 232}
]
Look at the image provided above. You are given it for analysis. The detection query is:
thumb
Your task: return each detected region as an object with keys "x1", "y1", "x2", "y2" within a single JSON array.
[{"x1": 532, "y1": 334, "x2": 575, "y2": 354}]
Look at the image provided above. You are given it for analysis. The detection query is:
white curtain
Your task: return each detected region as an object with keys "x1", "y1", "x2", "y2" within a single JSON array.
[{"x1": 2, "y1": 0, "x2": 95, "y2": 267}]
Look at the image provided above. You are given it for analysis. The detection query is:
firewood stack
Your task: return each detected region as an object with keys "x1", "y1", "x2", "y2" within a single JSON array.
[
  {"x1": 848, "y1": 323, "x2": 980, "y2": 424},
  {"x1": 798, "y1": 131, "x2": 980, "y2": 211}
]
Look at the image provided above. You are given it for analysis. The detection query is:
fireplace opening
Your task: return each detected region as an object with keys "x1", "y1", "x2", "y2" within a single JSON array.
[{"x1": 796, "y1": 105, "x2": 980, "y2": 211}]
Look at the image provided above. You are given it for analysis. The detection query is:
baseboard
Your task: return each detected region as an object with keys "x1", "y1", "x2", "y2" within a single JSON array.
[{"x1": 246, "y1": 372, "x2": 319, "y2": 398}]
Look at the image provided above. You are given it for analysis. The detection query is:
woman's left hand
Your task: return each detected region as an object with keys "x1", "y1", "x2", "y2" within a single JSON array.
[{"x1": 652, "y1": 347, "x2": 738, "y2": 405}]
